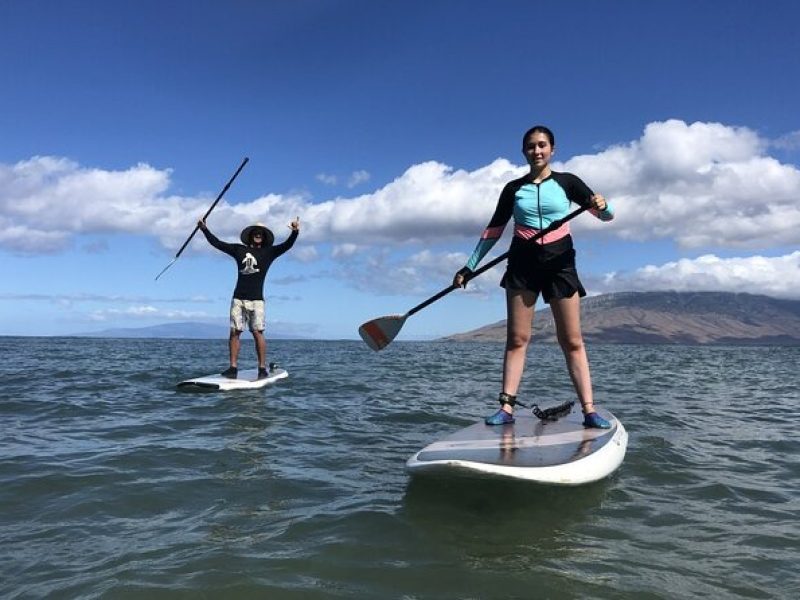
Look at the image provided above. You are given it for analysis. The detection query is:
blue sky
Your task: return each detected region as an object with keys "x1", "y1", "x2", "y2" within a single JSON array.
[{"x1": 1, "y1": 0, "x2": 799, "y2": 340}]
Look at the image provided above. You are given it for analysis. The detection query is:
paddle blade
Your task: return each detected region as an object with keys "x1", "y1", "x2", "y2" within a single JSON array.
[{"x1": 358, "y1": 315, "x2": 407, "y2": 351}]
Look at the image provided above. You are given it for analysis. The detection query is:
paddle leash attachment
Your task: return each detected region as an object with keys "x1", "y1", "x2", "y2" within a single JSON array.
[
  {"x1": 496, "y1": 395, "x2": 575, "y2": 421},
  {"x1": 155, "y1": 157, "x2": 249, "y2": 281},
  {"x1": 532, "y1": 400, "x2": 575, "y2": 421},
  {"x1": 359, "y1": 205, "x2": 590, "y2": 351}
]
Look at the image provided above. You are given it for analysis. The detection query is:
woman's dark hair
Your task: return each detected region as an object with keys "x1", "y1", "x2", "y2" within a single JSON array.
[{"x1": 522, "y1": 125, "x2": 555, "y2": 147}]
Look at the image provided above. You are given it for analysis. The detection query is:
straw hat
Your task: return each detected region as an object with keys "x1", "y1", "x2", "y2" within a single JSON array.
[{"x1": 240, "y1": 222, "x2": 274, "y2": 246}]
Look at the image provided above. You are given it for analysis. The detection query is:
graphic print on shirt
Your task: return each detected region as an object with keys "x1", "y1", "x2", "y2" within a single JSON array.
[
  {"x1": 199, "y1": 227, "x2": 298, "y2": 301},
  {"x1": 240, "y1": 253, "x2": 260, "y2": 275}
]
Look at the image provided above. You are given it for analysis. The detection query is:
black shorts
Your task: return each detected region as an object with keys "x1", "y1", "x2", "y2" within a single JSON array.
[{"x1": 500, "y1": 235, "x2": 586, "y2": 304}]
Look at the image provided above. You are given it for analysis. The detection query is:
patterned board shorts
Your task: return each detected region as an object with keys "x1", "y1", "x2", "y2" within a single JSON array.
[{"x1": 230, "y1": 299, "x2": 265, "y2": 332}]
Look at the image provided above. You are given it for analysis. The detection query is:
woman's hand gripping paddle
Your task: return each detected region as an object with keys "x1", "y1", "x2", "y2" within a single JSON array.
[{"x1": 358, "y1": 205, "x2": 589, "y2": 351}]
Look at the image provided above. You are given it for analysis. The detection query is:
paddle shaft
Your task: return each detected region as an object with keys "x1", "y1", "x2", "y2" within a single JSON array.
[
  {"x1": 155, "y1": 157, "x2": 249, "y2": 280},
  {"x1": 173, "y1": 156, "x2": 249, "y2": 258},
  {"x1": 405, "y1": 205, "x2": 589, "y2": 317}
]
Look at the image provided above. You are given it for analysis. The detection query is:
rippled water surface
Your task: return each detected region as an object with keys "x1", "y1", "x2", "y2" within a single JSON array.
[{"x1": 1, "y1": 337, "x2": 798, "y2": 599}]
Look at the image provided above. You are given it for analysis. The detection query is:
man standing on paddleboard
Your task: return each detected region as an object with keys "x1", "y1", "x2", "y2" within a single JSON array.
[
  {"x1": 198, "y1": 217, "x2": 299, "y2": 379},
  {"x1": 453, "y1": 125, "x2": 614, "y2": 429}
]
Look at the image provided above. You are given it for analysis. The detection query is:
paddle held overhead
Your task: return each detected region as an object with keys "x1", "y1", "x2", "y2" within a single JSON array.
[{"x1": 155, "y1": 157, "x2": 249, "y2": 281}]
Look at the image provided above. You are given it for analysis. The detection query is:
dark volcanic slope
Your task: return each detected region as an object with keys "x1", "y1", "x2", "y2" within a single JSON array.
[{"x1": 443, "y1": 291, "x2": 800, "y2": 345}]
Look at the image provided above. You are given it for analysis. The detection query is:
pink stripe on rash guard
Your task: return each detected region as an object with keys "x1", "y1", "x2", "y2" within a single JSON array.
[
  {"x1": 513, "y1": 223, "x2": 570, "y2": 244},
  {"x1": 480, "y1": 226, "x2": 505, "y2": 240}
]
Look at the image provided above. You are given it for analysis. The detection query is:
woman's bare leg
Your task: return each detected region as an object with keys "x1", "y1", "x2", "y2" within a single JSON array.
[
  {"x1": 500, "y1": 288, "x2": 538, "y2": 414},
  {"x1": 549, "y1": 294, "x2": 595, "y2": 414}
]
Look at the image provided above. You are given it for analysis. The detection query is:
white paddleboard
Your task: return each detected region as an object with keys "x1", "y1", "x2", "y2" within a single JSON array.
[
  {"x1": 406, "y1": 405, "x2": 627, "y2": 485},
  {"x1": 177, "y1": 367, "x2": 289, "y2": 391}
]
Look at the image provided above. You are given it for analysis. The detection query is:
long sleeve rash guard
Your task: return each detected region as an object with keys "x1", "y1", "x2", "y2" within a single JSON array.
[
  {"x1": 201, "y1": 228, "x2": 298, "y2": 301},
  {"x1": 465, "y1": 171, "x2": 614, "y2": 271}
]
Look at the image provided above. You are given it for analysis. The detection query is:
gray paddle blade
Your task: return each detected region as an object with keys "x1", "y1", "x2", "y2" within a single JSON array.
[{"x1": 358, "y1": 315, "x2": 406, "y2": 351}]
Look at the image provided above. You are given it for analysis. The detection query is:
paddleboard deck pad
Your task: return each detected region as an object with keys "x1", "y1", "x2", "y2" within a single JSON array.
[
  {"x1": 406, "y1": 406, "x2": 627, "y2": 485},
  {"x1": 177, "y1": 367, "x2": 288, "y2": 391}
]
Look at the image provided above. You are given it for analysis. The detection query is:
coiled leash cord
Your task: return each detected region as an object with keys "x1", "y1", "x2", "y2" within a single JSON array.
[{"x1": 498, "y1": 393, "x2": 575, "y2": 421}]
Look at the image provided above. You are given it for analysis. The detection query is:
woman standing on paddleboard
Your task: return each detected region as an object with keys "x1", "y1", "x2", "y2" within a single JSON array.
[{"x1": 453, "y1": 125, "x2": 614, "y2": 428}]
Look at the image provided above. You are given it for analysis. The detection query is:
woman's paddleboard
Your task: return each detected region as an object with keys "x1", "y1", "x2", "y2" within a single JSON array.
[
  {"x1": 177, "y1": 367, "x2": 288, "y2": 391},
  {"x1": 406, "y1": 405, "x2": 627, "y2": 485}
]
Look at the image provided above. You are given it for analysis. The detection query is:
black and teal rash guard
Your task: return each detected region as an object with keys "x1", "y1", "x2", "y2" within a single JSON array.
[
  {"x1": 464, "y1": 171, "x2": 614, "y2": 271},
  {"x1": 201, "y1": 229, "x2": 297, "y2": 301}
]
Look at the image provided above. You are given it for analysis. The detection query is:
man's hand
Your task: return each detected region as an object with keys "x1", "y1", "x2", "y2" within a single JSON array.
[{"x1": 289, "y1": 216, "x2": 300, "y2": 232}]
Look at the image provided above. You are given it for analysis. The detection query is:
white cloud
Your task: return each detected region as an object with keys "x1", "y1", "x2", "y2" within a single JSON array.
[
  {"x1": 560, "y1": 120, "x2": 800, "y2": 248},
  {"x1": 407, "y1": 249, "x2": 505, "y2": 296},
  {"x1": 0, "y1": 155, "x2": 311, "y2": 254},
  {"x1": 301, "y1": 159, "x2": 523, "y2": 244},
  {"x1": 2, "y1": 119, "x2": 798, "y2": 258},
  {"x1": 315, "y1": 169, "x2": 370, "y2": 189},
  {"x1": 5, "y1": 123, "x2": 798, "y2": 308},
  {"x1": 347, "y1": 169, "x2": 370, "y2": 188},
  {"x1": 316, "y1": 173, "x2": 337, "y2": 185},
  {"x1": 0, "y1": 225, "x2": 71, "y2": 253},
  {"x1": 82, "y1": 240, "x2": 109, "y2": 254},
  {"x1": 89, "y1": 305, "x2": 213, "y2": 322},
  {"x1": 331, "y1": 243, "x2": 359, "y2": 258},
  {"x1": 599, "y1": 251, "x2": 800, "y2": 299},
  {"x1": 772, "y1": 130, "x2": 800, "y2": 150},
  {"x1": 292, "y1": 245, "x2": 319, "y2": 262},
  {"x1": 0, "y1": 154, "x2": 523, "y2": 253},
  {"x1": 331, "y1": 247, "x2": 504, "y2": 297},
  {"x1": 0, "y1": 291, "x2": 214, "y2": 304},
  {"x1": 0, "y1": 156, "x2": 172, "y2": 253}
]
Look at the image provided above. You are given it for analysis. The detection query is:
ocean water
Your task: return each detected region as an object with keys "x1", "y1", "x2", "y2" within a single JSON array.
[{"x1": 1, "y1": 337, "x2": 798, "y2": 599}]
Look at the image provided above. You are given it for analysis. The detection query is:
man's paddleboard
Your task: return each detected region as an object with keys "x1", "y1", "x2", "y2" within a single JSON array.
[
  {"x1": 177, "y1": 368, "x2": 288, "y2": 391},
  {"x1": 406, "y1": 405, "x2": 627, "y2": 485}
]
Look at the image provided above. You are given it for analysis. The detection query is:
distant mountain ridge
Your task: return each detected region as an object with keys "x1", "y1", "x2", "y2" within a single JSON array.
[
  {"x1": 442, "y1": 291, "x2": 800, "y2": 345},
  {"x1": 71, "y1": 322, "x2": 301, "y2": 340}
]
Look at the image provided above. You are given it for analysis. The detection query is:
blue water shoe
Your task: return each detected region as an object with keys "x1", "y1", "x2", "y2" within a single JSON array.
[
  {"x1": 485, "y1": 408, "x2": 515, "y2": 426},
  {"x1": 221, "y1": 366, "x2": 238, "y2": 379},
  {"x1": 583, "y1": 412, "x2": 611, "y2": 429}
]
